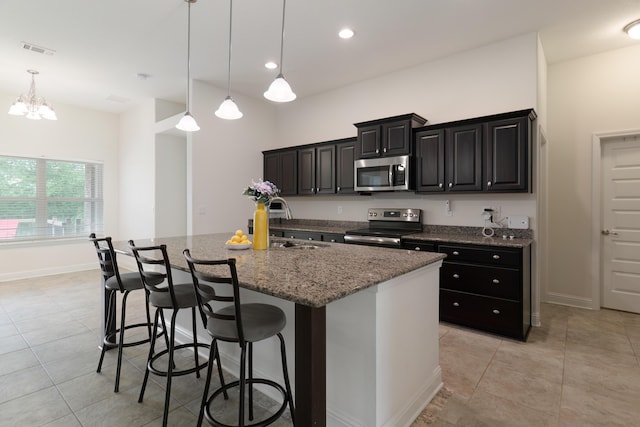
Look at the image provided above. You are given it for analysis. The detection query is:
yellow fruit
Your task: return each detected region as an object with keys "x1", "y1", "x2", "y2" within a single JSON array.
[
  {"x1": 235, "y1": 229, "x2": 244, "y2": 237},
  {"x1": 231, "y1": 235, "x2": 242, "y2": 243},
  {"x1": 226, "y1": 239, "x2": 233, "y2": 244}
]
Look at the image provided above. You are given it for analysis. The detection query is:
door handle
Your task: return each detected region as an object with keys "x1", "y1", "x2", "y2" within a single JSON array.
[{"x1": 602, "y1": 229, "x2": 619, "y2": 236}]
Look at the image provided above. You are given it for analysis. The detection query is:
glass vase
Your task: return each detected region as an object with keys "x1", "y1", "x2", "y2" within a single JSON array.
[{"x1": 253, "y1": 203, "x2": 269, "y2": 250}]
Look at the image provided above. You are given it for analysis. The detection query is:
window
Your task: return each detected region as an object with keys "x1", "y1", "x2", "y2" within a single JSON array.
[{"x1": 0, "y1": 155, "x2": 103, "y2": 242}]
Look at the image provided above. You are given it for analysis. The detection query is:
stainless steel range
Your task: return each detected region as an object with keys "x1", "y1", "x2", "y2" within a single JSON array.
[{"x1": 344, "y1": 208, "x2": 423, "y2": 248}]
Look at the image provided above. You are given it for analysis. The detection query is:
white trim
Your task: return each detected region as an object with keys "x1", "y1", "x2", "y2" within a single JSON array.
[
  {"x1": 545, "y1": 291, "x2": 595, "y2": 309},
  {"x1": 592, "y1": 129, "x2": 640, "y2": 311},
  {"x1": 0, "y1": 263, "x2": 95, "y2": 282}
]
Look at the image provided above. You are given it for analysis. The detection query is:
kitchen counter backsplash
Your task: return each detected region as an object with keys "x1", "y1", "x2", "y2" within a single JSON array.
[{"x1": 248, "y1": 218, "x2": 533, "y2": 241}]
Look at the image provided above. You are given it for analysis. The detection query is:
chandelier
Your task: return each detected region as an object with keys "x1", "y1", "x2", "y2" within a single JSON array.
[{"x1": 8, "y1": 70, "x2": 57, "y2": 120}]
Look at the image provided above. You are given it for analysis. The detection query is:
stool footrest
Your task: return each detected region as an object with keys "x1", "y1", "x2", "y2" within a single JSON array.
[
  {"x1": 147, "y1": 342, "x2": 210, "y2": 377},
  {"x1": 101, "y1": 322, "x2": 164, "y2": 350},
  {"x1": 204, "y1": 378, "x2": 289, "y2": 427}
]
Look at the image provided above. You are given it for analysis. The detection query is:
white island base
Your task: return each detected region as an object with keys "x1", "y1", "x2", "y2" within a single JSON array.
[{"x1": 172, "y1": 260, "x2": 443, "y2": 427}]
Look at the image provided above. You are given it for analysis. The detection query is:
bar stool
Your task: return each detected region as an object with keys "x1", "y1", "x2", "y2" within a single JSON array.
[
  {"x1": 129, "y1": 241, "x2": 226, "y2": 427},
  {"x1": 183, "y1": 249, "x2": 295, "y2": 427},
  {"x1": 89, "y1": 233, "x2": 164, "y2": 392}
]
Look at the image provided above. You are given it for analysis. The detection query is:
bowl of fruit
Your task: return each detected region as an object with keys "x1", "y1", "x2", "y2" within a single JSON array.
[{"x1": 225, "y1": 230, "x2": 252, "y2": 250}]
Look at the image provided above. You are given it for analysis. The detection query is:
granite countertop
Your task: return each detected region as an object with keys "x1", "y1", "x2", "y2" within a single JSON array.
[
  {"x1": 267, "y1": 220, "x2": 533, "y2": 248},
  {"x1": 113, "y1": 233, "x2": 445, "y2": 308}
]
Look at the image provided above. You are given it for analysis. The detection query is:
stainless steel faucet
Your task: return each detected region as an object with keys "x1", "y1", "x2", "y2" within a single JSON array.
[{"x1": 270, "y1": 196, "x2": 293, "y2": 220}]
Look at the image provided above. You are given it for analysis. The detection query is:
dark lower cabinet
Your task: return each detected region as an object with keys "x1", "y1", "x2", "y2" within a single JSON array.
[
  {"x1": 405, "y1": 239, "x2": 531, "y2": 341},
  {"x1": 439, "y1": 243, "x2": 531, "y2": 341}
]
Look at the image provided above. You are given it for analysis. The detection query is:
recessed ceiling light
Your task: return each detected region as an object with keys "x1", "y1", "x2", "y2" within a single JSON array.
[
  {"x1": 265, "y1": 61, "x2": 278, "y2": 70},
  {"x1": 338, "y1": 28, "x2": 355, "y2": 39},
  {"x1": 624, "y1": 19, "x2": 640, "y2": 39}
]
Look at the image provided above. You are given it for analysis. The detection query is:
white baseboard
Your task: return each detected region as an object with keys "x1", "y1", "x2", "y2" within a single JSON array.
[
  {"x1": 0, "y1": 263, "x2": 95, "y2": 282},
  {"x1": 544, "y1": 292, "x2": 595, "y2": 310}
]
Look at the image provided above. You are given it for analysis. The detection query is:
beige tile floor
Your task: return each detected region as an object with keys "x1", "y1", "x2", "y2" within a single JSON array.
[{"x1": 1, "y1": 270, "x2": 639, "y2": 426}]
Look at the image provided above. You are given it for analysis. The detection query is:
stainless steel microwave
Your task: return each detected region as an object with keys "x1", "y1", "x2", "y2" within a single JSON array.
[{"x1": 354, "y1": 155, "x2": 412, "y2": 192}]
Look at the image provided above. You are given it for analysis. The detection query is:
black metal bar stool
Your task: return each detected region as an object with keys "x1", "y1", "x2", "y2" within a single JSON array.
[
  {"x1": 129, "y1": 241, "x2": 227, "y2": 427},
  {"x1": 89, "y1": 233, "x2": 165, "y2": 393},
  {"x1": 184, "y1": 249, "x2": 295, "y2": 427}
]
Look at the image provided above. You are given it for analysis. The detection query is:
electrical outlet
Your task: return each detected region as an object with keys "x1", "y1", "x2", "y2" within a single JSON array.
[
  {"x1": 508, "y1": 216, "x2": 529, "y2": 229},
  {"x1": 445, "y1": 200, "x2": 452, "y2": 216},
  {"x1": 337, "y1": 205, "x2": 343, "y2": 215}
]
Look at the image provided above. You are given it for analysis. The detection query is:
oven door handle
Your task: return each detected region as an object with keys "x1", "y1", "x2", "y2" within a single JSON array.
[
  {"x1": 389, "y1": 165, "x2": 394, "y2": 187},
  {"x1": 344, "y1": 234, "x2": 401, "y2": 247}
]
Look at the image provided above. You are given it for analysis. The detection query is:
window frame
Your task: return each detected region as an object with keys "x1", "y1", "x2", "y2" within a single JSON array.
[{"x1": 0, "y1": 155, "x2": 104, "y2": 243}]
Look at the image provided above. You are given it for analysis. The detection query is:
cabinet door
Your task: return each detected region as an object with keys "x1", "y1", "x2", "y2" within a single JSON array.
[
  {"x1": 336, "y1": 140, "x2": 356, "y2": 194},
  {"x1": 446, "y1": 124, "x2": 482, "y2": 192},
  {"x1": 415, "y1": 129, "x2": 445, "y2": 192},
  {"x1": 264, "y1": 151, "x2": 297, "y2": 196},
  {"x1": 357, "y1": 125, "x2": 381, "y2": 158},
  {"x1": 485, "y1": 117, "x2": 529, "y2": 192},
  {"x1": 263, "y1": 152, "x2": 280, "y2": 186},
  {"x1": 322, "y1": 232, "x2": 345, "y2": 243},
  {"x1": 279, "y1": 151, "x2": 297, "y2": 195},
  {"x1": 297, "y1": 148, "x2": 316, "y2": 195},
  {"x1": 316, "y1": 145, "x2": 336, "y2": 194},
  {"x1": 383, "y1": 120, "x2": 411, "y2": 156}
]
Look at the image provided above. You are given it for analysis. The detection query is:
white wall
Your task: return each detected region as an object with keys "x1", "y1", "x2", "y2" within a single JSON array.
[
  {"x1": 271, "y1": 33, "x2": 540, "y2": 228},
  {"x1": 546, "y1": 43, "x2": 640, "y2": 307},
  {"x1": 188, "y1": 79, "x2": 278, "y2": 235},
  {"x1": 0, "y1": 90, "x2": 119, "y2": 280}
]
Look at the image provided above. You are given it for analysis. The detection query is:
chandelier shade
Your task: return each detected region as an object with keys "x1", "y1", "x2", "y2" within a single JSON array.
[
  {"x1": 176, "y1": 0, "x2": 199, "y2": 132},
  {"x1": 8, "y1": 70, "x2": 57, "y2": 120},
  {"x1": 264, "y1": 0, "x2": 296, "y2": 103}
]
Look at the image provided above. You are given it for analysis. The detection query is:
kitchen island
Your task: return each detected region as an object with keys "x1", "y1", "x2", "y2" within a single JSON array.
[{"x1": 113, "y1": 233, "x2": 445, "y2": 427}]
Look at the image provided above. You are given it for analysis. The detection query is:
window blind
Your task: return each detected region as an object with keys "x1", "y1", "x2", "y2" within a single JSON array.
[{"x1": 0, "y1": 155, "x2": 104, "y2": 241}]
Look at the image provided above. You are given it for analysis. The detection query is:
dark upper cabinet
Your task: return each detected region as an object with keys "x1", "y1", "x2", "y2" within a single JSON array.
[
  {"x1": 335, "y1": 138, "x2": 356, "y2": 194},
  {"x1": 263, "y1": 149, "x2": 297, "y2": 196},
  {"x1": 297, "y1": 145, "x2": 336, "y2": 195},
  {"x1": 355, "y1": 113, "x2": 426, "y2": 159},
  {"x1": 415, "y1": 109, "x2": 535, "y2": 194},
  {"x1": 415, "y1": 129, "x2": 445, "y2": 192},
  {"x1": 485, "y1": 116, "x2": 530, "y2": 192},
  {"x1": 446, "y1": 124, "x2": 483, "y2": 192}
]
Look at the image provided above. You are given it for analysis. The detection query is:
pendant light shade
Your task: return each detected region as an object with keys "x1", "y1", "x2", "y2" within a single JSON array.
[
  {"x1": 264, "y1": 0, "x2": 296, "y2": 103},
  {"x1": 264, "y1": 73, "x2": 296, "y2": 102},
  {"x1": 8, "y1": 70, "x2": 57, "y2": 120},
  {"x1": 216, "y1": 0, "x2": 243, "y2": 120},
  {"x1": 176, "y1": 0, "x2": 199, "y2": 132},
  {"x1": 215, "y1": 96, "x2": 243, "y2": 119}
]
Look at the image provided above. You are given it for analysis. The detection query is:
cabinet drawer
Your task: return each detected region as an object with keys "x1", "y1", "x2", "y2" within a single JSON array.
[
  {"x1": 282, "y1": 230, "x2": 322, "y2": 241},
  {"x1": 402, "y1": 240, "x2": 436, "y2": 252},
  {"x1": 440, "y1": 290, "x2": 522, "y2": 338},
  {"x1": 439, "y1": 244, "x2": 519, "y2": 267},
  {"x1": 322, "y1": 233, "x2": 345, "y2": 243},
  {"x1": 440, "y1": 262, "x2": 520, "y2": 300}
]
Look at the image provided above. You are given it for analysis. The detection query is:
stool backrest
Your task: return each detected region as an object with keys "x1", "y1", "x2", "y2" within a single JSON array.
[
  {"x1": 128, "y1": 240, "x2": 177, "y2": 307},
  {"x1": 183, "y1": 249, "x2": 245, "y2": 345},
  {"x1": 89, "y1": 233, "x2": 125, "y2": 293}
]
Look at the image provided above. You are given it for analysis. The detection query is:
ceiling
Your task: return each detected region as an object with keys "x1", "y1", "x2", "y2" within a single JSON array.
[{"x1": 1, "y1": 0, "x2": 640, "y2": 114}]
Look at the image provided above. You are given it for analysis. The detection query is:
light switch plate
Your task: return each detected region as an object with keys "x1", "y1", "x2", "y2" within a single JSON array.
[{"x1": 508, "y1": 215, "x2": 529, "y2": 229}]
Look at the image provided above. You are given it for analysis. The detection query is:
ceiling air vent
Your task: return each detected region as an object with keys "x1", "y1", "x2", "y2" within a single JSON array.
[{"x1": 20, "y1": 42, "x2": 55, "y2": 56}]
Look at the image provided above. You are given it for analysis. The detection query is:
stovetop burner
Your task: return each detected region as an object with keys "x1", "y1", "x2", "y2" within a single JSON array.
[{"x1": 344, "y1": 208, "x2": 423, "y2": 248}]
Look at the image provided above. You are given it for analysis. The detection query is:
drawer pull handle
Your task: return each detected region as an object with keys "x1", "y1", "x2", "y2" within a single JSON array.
[
  {"x1": 453, "y1": 273, "x2": 460, "y2": 279},
  {"x1": 308, "y1": 237, "x2": 313, "y2": 240},
  {"x1": 452, "y1": 251, "x2": 460, "y2": 256},
  {"x1": 492, "y1": 309, "x2": 500, "y2": 315},
  {"x1": 492, "y1": 279, "x2": 500, "y2": 284},
  {"x1": 453, "y1": 302, "x2": 460, "y2": 307},
  {"x1": 492, "y1": 254, "x2": 501, "y2": 260},
  {"x1": 414, "y1": 246, "x2": 421, "y2": 251},
  {"x1": 330, "y1": 239, "x2": 336, "y2": 243},
  {"x1": 290, "y1": 236, "x2": 295, "y2": 239}
]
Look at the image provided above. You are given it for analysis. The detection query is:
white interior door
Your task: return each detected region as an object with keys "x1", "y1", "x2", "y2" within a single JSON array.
[{"x1": 601, "y1": 137, "x2": 640, "y2": 313}]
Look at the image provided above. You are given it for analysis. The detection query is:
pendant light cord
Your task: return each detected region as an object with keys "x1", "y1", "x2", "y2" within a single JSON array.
[
  {"x1": 226, "y1": 0, "x2": 233, "y2": 97},
  {"x1": 186, "y1": 0, "x2": 193, "y2": 110},
  {"x1": 278, "y1": 0, "x2": 286, "y2": 75}
]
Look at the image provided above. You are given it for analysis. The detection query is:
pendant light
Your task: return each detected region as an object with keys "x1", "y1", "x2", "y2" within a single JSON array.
[
  {"x1": 176, "y1": 0, "x2": 200, "y2": 132},
  {"x1": 264, "y1": 0, "x2": 296, "y2": 102},
  {"x1": 215, "y1": 0, "x2": 243, "y2": 119},
  {"x1": 8, "y1": 70, "x2": 57, "y2": 120}
]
